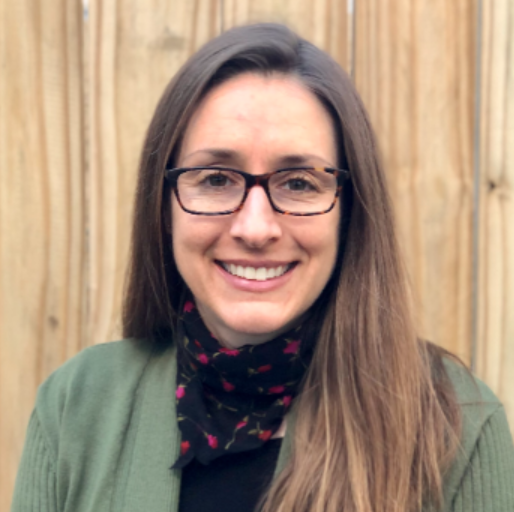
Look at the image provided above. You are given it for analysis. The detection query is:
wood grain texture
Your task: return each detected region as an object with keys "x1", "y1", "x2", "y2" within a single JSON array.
[
  {"x1": 223, "y1": 0, "x2": 350, "y2": 68},
  {"x1": 2, "y1": 0, "x2": 514, "y2": 507},
  {"x1": 353, "y1": 0, "x2": 476, "y2": 361},
  {"x1": 0, "y1": 0, "x2": 85, "y2": 508},
  {"x1": 87, "y1": 0, "x2": 221, "y2": 345},
  {"x1": 476, "y1": 0, "x2": 514, "y2": 426}
]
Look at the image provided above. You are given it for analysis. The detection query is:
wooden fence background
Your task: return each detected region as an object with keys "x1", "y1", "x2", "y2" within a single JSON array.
[{"x1": 0, "y1": 0, "x2": 512, "y2": 508}]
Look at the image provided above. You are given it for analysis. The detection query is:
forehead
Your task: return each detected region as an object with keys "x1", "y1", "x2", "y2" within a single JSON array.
[{"x1": 178, "y1": 73, "x2": 337, "y2": 167}]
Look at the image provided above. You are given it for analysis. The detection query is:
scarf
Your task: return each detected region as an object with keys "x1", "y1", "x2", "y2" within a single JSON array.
[{"x1": 172, "y1": 299, "x2": 314, "y2": 468}]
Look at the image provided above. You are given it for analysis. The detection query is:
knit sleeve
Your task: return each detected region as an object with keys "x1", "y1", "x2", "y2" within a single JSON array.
[
  {"x1": 10, "y1": 411, "x2": 58, "y2": 512},
  {"x1": 452, "y1": 406, "x2": 514, "y2": 512}
]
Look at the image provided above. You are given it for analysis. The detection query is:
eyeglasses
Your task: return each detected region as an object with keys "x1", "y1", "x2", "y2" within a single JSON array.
[{"x1": 164, "y1": 166, "x2": 350, "y2": 216}]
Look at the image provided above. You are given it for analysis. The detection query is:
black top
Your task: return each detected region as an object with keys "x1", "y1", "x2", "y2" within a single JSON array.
[{"x1": 178, "y1": 439, "x2": 282, "y2": 512}]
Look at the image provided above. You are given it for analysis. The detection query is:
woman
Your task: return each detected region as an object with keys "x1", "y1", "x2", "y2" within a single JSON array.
[{"x1": 12, "y1": 23, "x2": 514, "y2": 512}]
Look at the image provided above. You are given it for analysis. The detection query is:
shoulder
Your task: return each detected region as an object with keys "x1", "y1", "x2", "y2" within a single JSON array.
[
  {"x1": 34, "y1": 339, "x2": 175, "y2": 458},
  {"x1": 443, "y1": 357, "x2": 499, "y2": 407},
  {"x1": 37, "y1": 339, "x2": 156, "y2": 408},
  {"x1": 443, "y1": 357, "x2": 502, "y2": 424},
  {"x1": 441, "y1": 358, "x2": 514, "y2": 509},
  {"x1": 443, "y1": 358, "x2": 504, "y2": 444}
]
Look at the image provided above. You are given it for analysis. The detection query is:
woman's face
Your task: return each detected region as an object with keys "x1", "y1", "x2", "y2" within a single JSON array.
[{"x1": 172, "y1": 73, "x2": 340, "y2": 348}]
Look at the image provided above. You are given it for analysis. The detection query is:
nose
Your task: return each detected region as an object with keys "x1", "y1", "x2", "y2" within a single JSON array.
[{"x1": 229, "y1": 186, "x2": 282, "y2": 248}]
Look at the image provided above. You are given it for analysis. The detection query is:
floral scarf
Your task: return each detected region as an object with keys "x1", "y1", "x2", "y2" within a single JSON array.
[{"x1": 172, "y1": 299, "x2": 314, "y2": 468}]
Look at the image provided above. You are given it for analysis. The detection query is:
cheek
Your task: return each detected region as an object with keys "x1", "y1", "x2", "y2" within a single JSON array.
[
  {"x1": 315, "y1": 220, "x2": 339, "y2": 292},
  {"x1": 301, "y1": 213, "x2": 339, "y2": 264},
  {"x1": 171, "y1": 199, "x2": 201, "y2": 272},
  {"x1": 316, "y1": 230, "x2": 339, "y2": 274},
  {"x1": 171, "y1": 199, "x2": 223, "y2": 269},
  {"x1": 310, "y1": 224, "x2": 339, "y2": 299}
]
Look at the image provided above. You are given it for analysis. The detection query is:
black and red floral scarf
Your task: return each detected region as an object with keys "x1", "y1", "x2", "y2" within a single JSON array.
[{"x1": 172, "y1": 298, "x2": 315, "y2": 468}]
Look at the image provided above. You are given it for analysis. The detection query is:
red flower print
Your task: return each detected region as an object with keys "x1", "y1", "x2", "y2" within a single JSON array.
[
  {"x1": 207, "y1": 434, "x2": 218, "y2": 449},
  {"x1": 194, "y1": 340, "x2": 202, "y2": 348},
  {"x1": 222, "y1": 381, "x2": 235, "y2": 392},
  {"x1": 219, "y1": 347, "x2": 240, "y2": 356},
  {"x1": 259, "y1": 430, "x2": 273, "y2": 441},
  {"x1": 283, "y1": 340, "x2": 300, "y2": 354},
  {"x1": 184, "y1": 301, "x2": 195, "y2": 313},
  {"x1": 176, "y1": 386, "x2": 185, "y2": 399},
  {"x1": 236, "y1": 421, "x2": 248, "y2": 429},
  {"x1": 198, "y1": 353, "x2": 209, "y2": 365},
  {"x1": 269, "y1": 385, "x2": 285, "y2": 394},
  {"x1": 180, "y1": 440, "x2": 190, "y2": 455},
  {"x1": 257, "y1": 364, "x2": 272, "y2": 373},
  {"x1": 282, "y1": 395, "x2": 292, "y2": 407}
]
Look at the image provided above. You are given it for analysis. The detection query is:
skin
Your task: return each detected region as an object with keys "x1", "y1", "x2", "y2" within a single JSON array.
[{"x1": 172, "y1": 73, "x2": 340, "y2": 349}]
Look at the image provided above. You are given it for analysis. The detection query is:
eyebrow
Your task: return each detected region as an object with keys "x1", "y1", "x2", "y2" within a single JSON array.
[
  {"x1": 181, "y1": 148, "x2": 335, "y2": 168},
  {"x1": 182, "y1": 148, "x2": 237, "y2": 163}
]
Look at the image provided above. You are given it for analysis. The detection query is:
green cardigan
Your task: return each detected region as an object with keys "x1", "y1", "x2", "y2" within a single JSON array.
[{"x1": 11, "y1": 339, "x2": 514, "y2": 511}]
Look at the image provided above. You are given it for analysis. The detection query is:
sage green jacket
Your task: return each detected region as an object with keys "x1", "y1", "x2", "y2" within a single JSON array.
[{"x1": 11, "y1": 339, "x2": 514, "y2": 511}]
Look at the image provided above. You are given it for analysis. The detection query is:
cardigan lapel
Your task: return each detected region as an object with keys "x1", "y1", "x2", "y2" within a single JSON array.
[{"x1": 121, "y1": 345, "x2": 181, "y2": 512}]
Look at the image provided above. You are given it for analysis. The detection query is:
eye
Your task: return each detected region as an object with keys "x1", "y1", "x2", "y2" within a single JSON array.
[
  {"x1": 283, "y1": 177, "x2": 316, "y2": 192},
  {"x1": 273, "y1": 169, "x2": 322, "y2": 194},
  {"x1": 195, "y1": 169, "x2": 240, "y2": 188},
  {"x1": 205, "y1": 173, "x2": 229, "y2": 187}
]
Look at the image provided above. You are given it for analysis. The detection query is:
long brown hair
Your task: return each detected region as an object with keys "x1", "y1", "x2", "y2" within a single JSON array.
[{"x1": 123, "y1": 23, "x2": 461, "y2": 512}]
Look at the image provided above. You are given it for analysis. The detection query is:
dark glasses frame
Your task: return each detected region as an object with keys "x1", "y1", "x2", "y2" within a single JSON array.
[{"x1": 164, "y1": 166, "x2": 351, "y2": 216}]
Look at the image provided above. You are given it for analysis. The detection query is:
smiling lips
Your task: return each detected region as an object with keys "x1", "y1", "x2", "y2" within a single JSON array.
[{"x1": 219, "y1": 262, "x2": 295, "y2": 281}]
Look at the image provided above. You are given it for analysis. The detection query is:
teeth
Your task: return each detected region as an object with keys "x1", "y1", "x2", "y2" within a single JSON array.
[
  {"x1": 244, "y1": 267, "x2": 256, "y2": 280},
  {"x1": 222, "y1": 263, "x2": 291, "y2": 281},
  {"x1": 255, "y1": 268, "x2": 267, "y2": 281}
]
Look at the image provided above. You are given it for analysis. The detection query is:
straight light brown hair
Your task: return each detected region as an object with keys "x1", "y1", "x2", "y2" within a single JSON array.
[{"x1": 123, "y1": 23, "x2": 461, "y2": 512}]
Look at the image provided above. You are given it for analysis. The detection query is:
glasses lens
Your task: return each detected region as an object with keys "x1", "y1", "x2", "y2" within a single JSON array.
[
  {"x1": 269, "y1": 168, "x2": 337, "y2": 214},
  {"x1": 177, "y1": 168, "x2": 245, "y2": 213}
]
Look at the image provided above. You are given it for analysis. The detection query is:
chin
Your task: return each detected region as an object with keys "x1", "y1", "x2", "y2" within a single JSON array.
[
  {"x1": 227, "y1": 318, "x2": 288, "y2": 336},
  {"x1": 220, "y1": 310, "x2": 300, "y2": 341},
  {"x1": 197, "y1": 300, "x2": 307, "y2": 347}
]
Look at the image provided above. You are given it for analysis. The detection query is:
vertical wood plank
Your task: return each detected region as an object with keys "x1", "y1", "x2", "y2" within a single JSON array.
[
  {"x1": 0, "y1": 0, "x2": 85, "y2": 508},
  {"x1": 476, "y1": 0, "x2": 514, "y2": 427},
  {"x1": 87, "y1": 0, "x2": 221, "y2": 345},
  {"x1": 223, "y1": 0, "x2": 350, "y2": 69},
  {"x1": 354, "y1": 0, "x2": 476, "y2": 361}
]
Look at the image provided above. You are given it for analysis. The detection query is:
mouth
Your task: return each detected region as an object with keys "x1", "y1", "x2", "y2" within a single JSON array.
[{"x1": 216, "y1": 261, "x2": 297, "y2": 281}]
